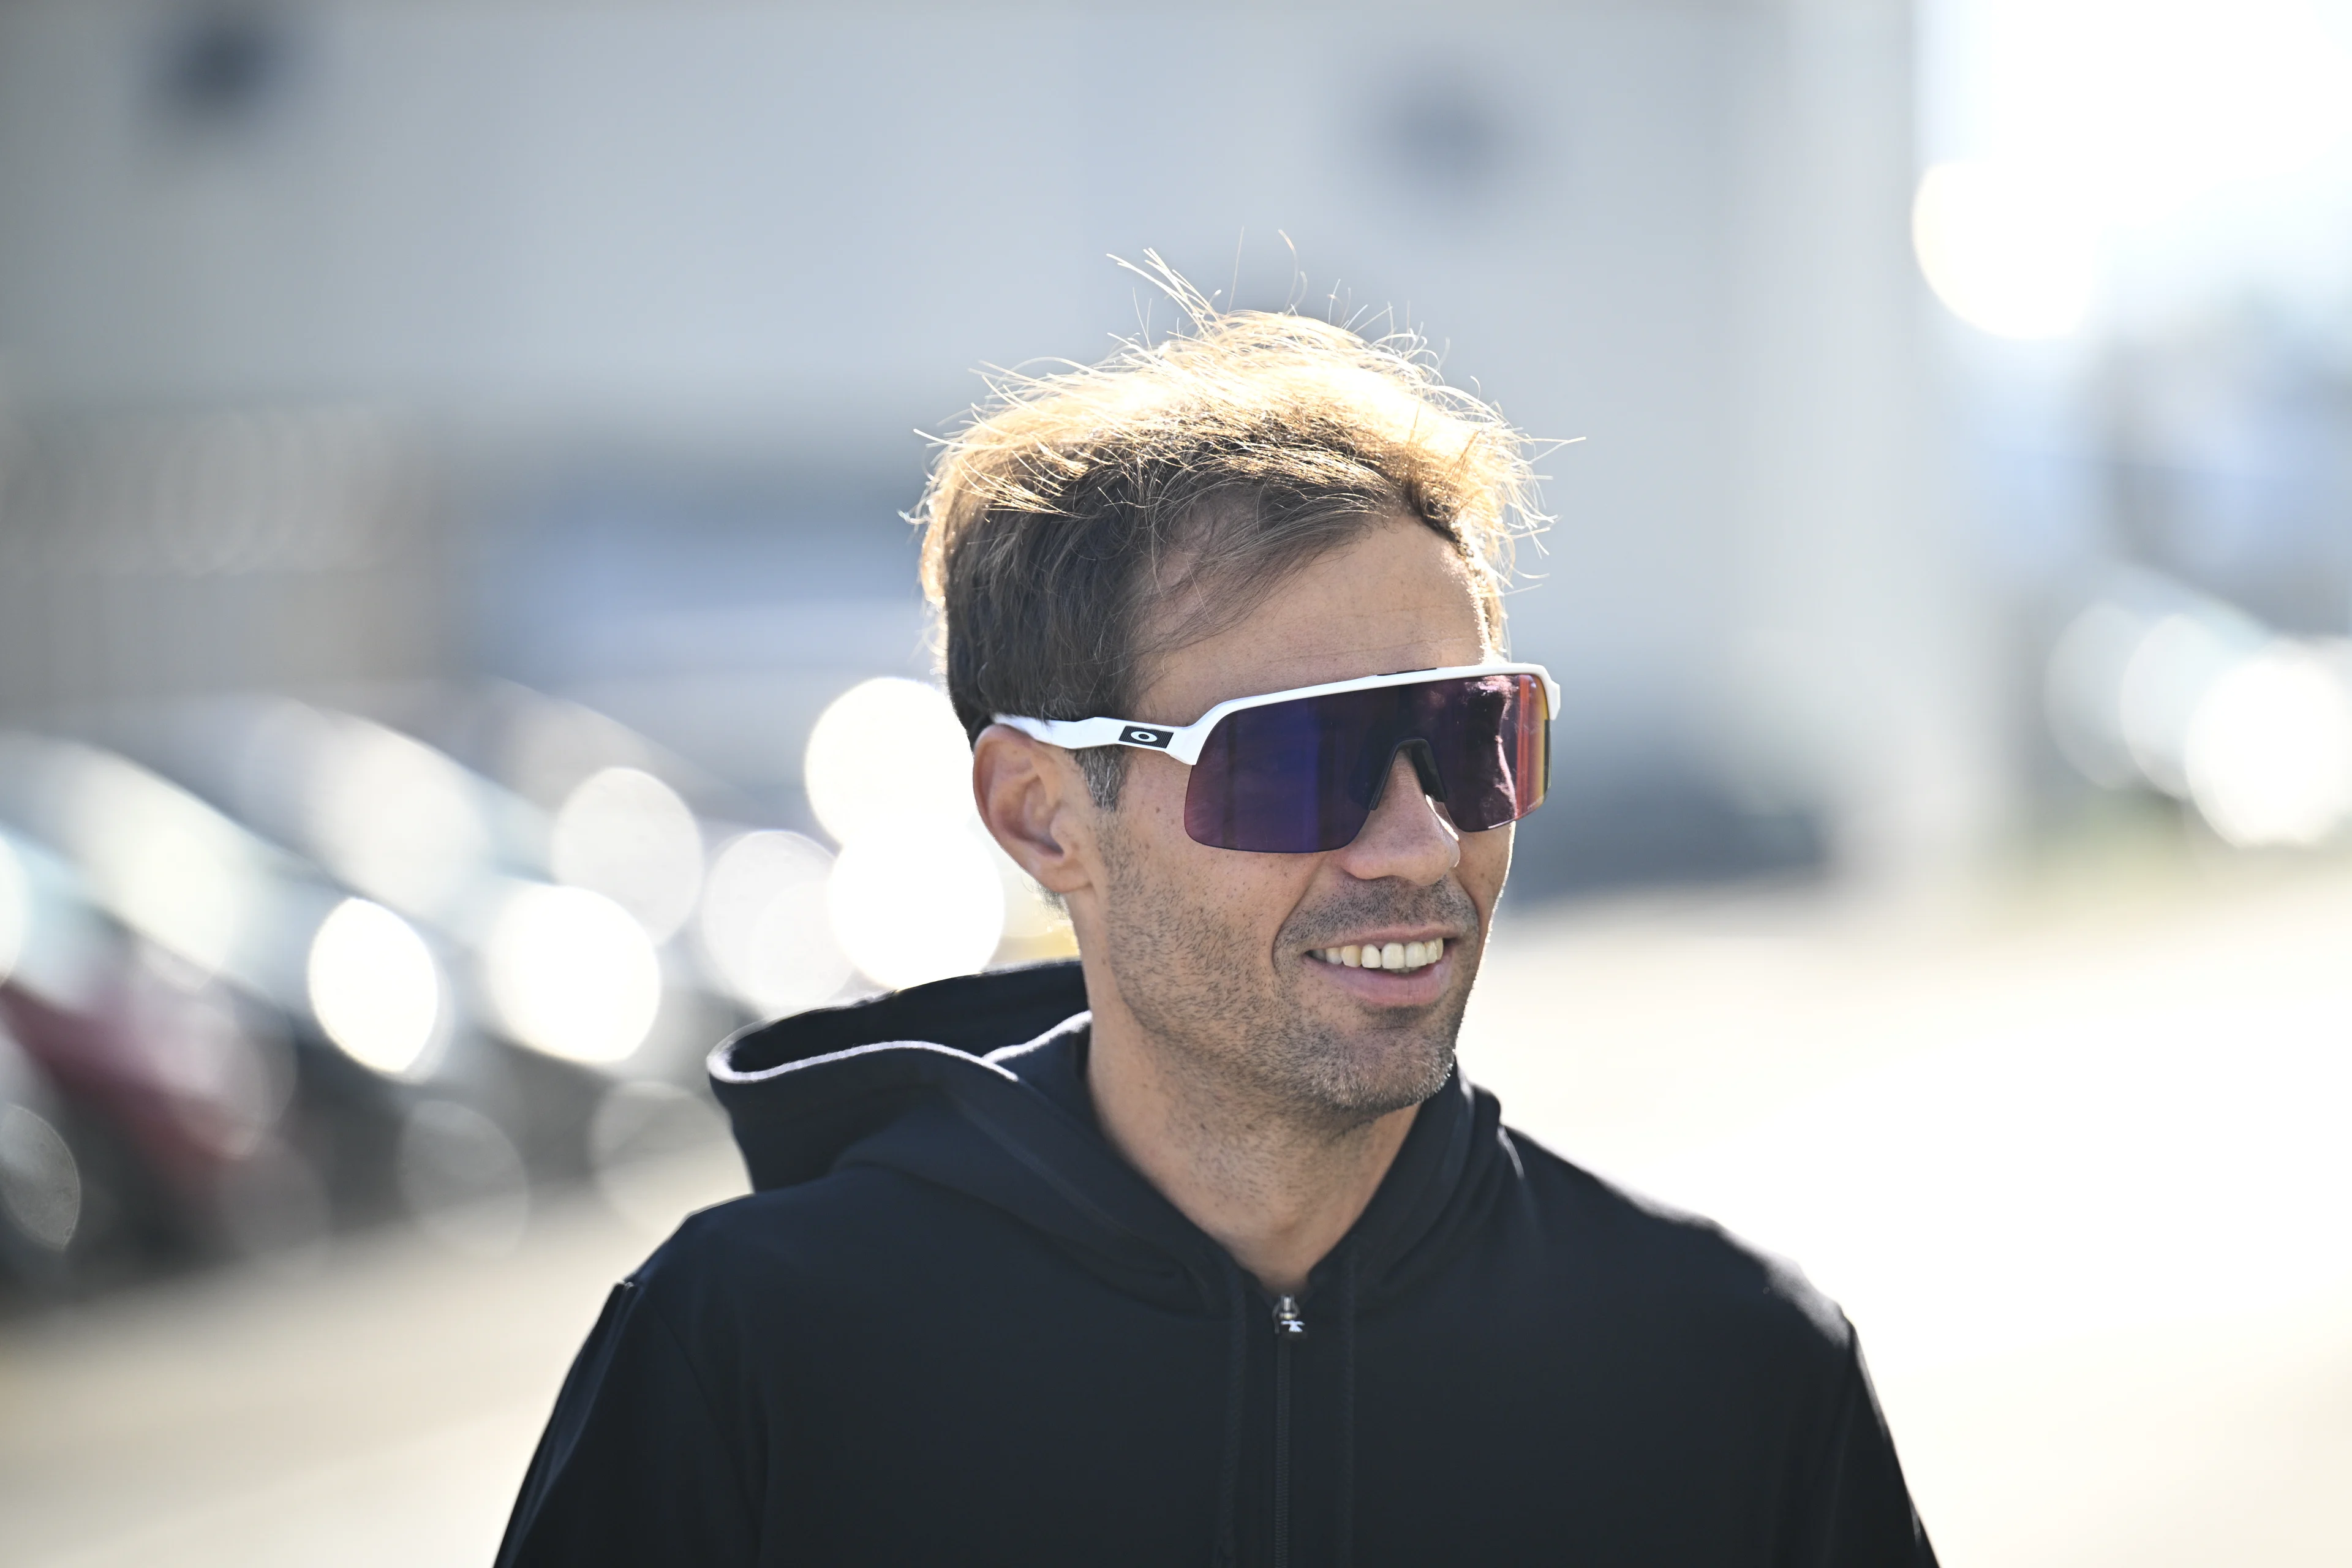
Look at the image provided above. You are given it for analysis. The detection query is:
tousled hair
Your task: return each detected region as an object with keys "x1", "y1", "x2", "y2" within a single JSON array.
[{"x1": 916, "y1": 265, "x2": 1543, "y2": 807}]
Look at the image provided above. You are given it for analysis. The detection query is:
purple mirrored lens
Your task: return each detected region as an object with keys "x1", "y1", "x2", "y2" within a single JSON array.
[{"x1": 1183, "y1": 674, "x2": 1548, "y2": 853}]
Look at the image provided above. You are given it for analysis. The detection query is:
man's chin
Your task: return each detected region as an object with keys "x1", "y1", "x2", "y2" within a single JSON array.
[
  {"x1": 1314, "y1": 1063, "x2": 1455, "y2": 1124},
  {"x1": 1289, "y1": 1015, "x2": 1460, "y2": 1120}
]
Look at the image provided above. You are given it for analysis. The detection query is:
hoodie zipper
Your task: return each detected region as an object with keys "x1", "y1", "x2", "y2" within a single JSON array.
[{"x1": 1272, "y1": 1294, "x2": 1307, "y2": 1568}]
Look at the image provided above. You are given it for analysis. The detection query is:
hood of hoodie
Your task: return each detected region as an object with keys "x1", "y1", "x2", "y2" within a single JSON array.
[{"x1": 708, "y1": 959, "x2": 1509, "y2": 1317}]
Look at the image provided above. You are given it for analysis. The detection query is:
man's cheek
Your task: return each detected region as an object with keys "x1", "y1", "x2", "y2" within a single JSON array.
[{"x1": 1462, "y1": 839, "x2": 1511, "y2": 923}]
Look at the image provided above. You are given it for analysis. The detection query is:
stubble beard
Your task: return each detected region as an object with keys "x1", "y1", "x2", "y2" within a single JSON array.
[{"x1": 1095, "y1": 823, "x2": 1480, "y2": 1136}]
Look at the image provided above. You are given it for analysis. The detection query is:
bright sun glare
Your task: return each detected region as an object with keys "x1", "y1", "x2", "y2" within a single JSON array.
[{"x1": 1915, "y1": 0, "x2": 2352, "y2": 336}]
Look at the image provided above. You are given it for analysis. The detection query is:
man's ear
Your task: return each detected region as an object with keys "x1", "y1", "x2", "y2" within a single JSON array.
[{"x1": 973, "y1": 724, "x2": 1095, "y2": 897}]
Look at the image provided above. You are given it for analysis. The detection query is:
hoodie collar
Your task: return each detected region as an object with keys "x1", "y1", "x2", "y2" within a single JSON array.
[{"x1": 709, "y1": 960, "x2": 1502, "y2": 1311}]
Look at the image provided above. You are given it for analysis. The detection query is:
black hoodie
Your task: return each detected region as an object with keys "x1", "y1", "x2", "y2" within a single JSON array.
[{"x1": 498, "y1": 962, "x2": 1937, "y2": 1567}]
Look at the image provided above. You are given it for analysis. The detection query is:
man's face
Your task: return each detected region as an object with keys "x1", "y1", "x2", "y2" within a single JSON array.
[{"x1": 1081, "y1": 513, "x2": 1510, "y2": 1128}]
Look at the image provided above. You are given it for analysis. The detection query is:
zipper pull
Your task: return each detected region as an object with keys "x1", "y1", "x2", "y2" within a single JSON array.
[{"x1": 1272, "y1": 1294, "x2": 1308, "y2": 1338}]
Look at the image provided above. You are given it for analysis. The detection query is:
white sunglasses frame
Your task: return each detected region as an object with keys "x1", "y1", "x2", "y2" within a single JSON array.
[{"x1": 993, "y1": 662, "x2": 1561, "y2": 767}]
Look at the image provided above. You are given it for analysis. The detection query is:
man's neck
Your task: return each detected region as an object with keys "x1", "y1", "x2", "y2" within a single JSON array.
[{"x1": 1082, "y1": 1009, "x2": 1417, "y2": 1297}]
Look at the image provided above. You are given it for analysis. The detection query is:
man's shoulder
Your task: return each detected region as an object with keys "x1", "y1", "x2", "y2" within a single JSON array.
[
  {"x1": 1501, "y1": 1122, "x2": 1853, "y2": 1362},
  {"x1": 627, "y1": 1163, "x2": 957, "y2": 1316}
]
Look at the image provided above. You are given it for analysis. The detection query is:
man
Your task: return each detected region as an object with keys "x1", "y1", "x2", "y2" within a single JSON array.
[{"x1": 499, "y1": 304, "x2": 1938, "y2": 1566}]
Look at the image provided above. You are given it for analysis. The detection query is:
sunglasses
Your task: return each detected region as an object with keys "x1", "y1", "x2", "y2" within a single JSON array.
[{"x1": 996, "y1": 663, "x2": 1558, "y2": 853}]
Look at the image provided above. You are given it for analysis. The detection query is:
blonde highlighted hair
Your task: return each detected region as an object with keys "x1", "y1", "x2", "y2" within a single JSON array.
[{"x1": 917, "y1": 270, "x2": 1544, "y2": 804}]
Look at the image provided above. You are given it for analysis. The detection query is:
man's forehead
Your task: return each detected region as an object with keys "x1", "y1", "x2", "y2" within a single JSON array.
[{"x1": 1136, "y1": 518, "x2": 1490, "y2": 721}]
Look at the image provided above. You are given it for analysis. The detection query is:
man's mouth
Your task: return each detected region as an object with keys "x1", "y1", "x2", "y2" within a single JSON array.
[{"x1": 1307, "y1": 938, "x2": 1446, "y2": 974}]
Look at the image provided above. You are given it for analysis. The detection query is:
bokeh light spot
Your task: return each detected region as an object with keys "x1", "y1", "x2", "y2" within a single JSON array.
[
  {"x1": 303, "y1": 718, "x2": 492, "y2": 919},
  {"x1": 0, "y1": 1104, "x2": 81, "y2": 1252},
  {"x1": 57, "y1": 746, "x2": 263, "y2": 977},
  {"x1": 804, "y1": 677, "x2": 976, "y2": 846},
  {"x1": 0, "y1": 836, "x2": 26, "y2": 987},
  {"x1": 827, "y1": 824, "x2": 1006, "y2": 990},
  {"x1": 697, "y1": 831, "x2": 850, "y2": 1016},
  {"x1": 483, "y1": 883, "x2": 662, "y2": 1065},
  {"x1": 1912, "y1": 159, "x2": 2099, "y2": 339},
  {"x1": 2119, "y1": 611, "x2": 2264, "y2": 797},
  {"x1": 306, "y1": 897, "x2": 442, "y2": 1077},
  {"x1": 2184, "y1": 644, "x2": 2352, "y2": 848},
  {"x1": 550, "y1": 766, "x2": 703, "y2": 943}
]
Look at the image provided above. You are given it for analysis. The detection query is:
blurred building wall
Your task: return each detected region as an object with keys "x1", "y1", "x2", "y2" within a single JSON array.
[
  {"x1": 0, "y1": 407, "x2": 451, "y2": 717},
  {"x1": 1716, "y1": 0, "x2": 2001, "y2": 882},
  {"x1": 0, "y1": 0, "x2": 1992, "y2": 889}
]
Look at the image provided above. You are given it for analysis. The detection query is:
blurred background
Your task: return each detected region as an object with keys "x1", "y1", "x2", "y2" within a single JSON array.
[{"x1": 0, "y1": 0, "x2": 2347, "y2": 1562}]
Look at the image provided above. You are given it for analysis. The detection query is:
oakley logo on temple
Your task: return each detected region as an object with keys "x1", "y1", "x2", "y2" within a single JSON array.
[{"x1": 1122, "y1": 726, "x2": 1175, "y2": 747}]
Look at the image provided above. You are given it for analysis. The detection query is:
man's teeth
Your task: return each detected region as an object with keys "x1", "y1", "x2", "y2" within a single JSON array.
[{"x1": 1311, "y1": 938, "x2": 1445, "y2": 972}]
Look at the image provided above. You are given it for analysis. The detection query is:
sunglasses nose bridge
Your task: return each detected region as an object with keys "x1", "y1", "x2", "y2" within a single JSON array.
[{"x1": 1366, "y1": 736, "x2": 1446, "y2": 810}]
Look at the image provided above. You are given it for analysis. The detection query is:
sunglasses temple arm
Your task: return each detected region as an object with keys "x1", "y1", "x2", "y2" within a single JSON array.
[{"x1": 992, "y1": 714, "x2": 1206, "y2": 762}]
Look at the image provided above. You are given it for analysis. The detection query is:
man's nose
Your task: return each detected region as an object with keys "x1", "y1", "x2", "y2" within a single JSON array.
[{"x1": 1333, "y1": 753, "x2": 1460, "y2": 883}]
